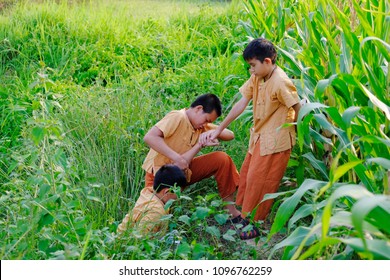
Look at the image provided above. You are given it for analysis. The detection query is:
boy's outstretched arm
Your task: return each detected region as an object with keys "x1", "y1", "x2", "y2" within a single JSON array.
[
  {"x1": 210, "y1": 96, "x2": 250, "y2": 140},
  {"x1": 144, "y1": 126, "x2": 189, "y2": 170},
  {"x1": 292, "y1": 102, "x2": 301, "y2": 122}
]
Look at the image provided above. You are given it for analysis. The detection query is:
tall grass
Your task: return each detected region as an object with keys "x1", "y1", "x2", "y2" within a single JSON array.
[
  {"x1": 2, "y1": 0, "x2": 388, "y2": 260},
  {"x1": 0, "y1": 0, "x2": 258, "y2": 259},
  {"x1": 241, "y1": 0, "x2": 390, "y2": 259}
]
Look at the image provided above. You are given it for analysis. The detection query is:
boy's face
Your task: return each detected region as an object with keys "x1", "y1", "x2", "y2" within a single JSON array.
[
  {"x1": 246, "y1": 57, "x2": 273, "y2": 79},
  {"x1": 190, "y1": 106, "x2": 218, "y2": 130},
  {"x1": 159, "y1": 189, "x2": 177, "y2": 204}
]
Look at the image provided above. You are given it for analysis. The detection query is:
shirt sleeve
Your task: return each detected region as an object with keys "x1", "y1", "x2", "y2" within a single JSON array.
[
  {"x1": 155, "y1": 111, "x2": 183, "y2": 138},
  {"x1": 239, "y1": 75, "x2": 256, "y2": 100},
  {"x1": 277, "y1": 78, "x2": 300, "y2": 108},
  {"x1": 203, "y1": 123, "x2": 218, "y2": 132}
]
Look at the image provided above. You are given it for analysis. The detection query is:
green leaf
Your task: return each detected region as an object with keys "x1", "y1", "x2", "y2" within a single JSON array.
[
  {"x1": 322, "y1": 184, "x2": 372, "y2": 238},
  {"x1": 214, "y1": 213, "x2": 229, "y2": 225},
  {"x1": 297, "y1": 102, "x2": 328, "y2": 121},
  {"x1": 38, "y1": 184, "x2": 51, "y2": 198},
  {"x1": 206, "y1": 226, "x2": 220, "y2": 238},
  {"x1": 222, "y1": 229, "x2": 236, "y2": 242},
  {"x1": 366, "y1": 157, "x2": 390, "y2": 170},
  {"x1": 38, "y1": 213, "x2": 54, "y2": 230},
  {"x1": 269, "y1": 226, "x2": 317, "y2": 259},
  {"x1": 159, "y1": 214, "x2": 173, "y2": 221},
  {"x1": 176, "y1": 242, "x2": 191, "y2": 259},
  {"x1": 270, "y1": 179, "x2": 327, "y2": 237},
  {"x1": 351, "y1": 195, "x2": 390, "y2": 244},
  {"x1": 192, "y1": 243, "x2": 206, "y2": 260},
  {"x1": 340, "y1": 238, "x2": 390, "y2": 259},
  {"x1": 164, "y1": 199, "x2": 175, "y2": 211},
  {"x1": 332, "y1": 160, "x2": 363, "y2": 183},
  {"x1": 326, "y1": 107, "x2": 346, "y2": 130},
  {"x1": 178, "y1": 215, "x2": 190, "y2": 226},
  {"x1": 288, "y1": 200, "x2": 327, "y2": 230},
  {"x1": 86, "y1": 196, "x2": 103, "y2": 204},
  {"x1": 31, "y1": 126, "x2": 45, "y2": 145},
  {"x1": 342, "y1": 106, "x2": 360, "y2": 128},
  {"x1": 302, "y1": 152, "x2": 329, "y2": 179},
  {"x1": 195, "y1": 207, "x2": 210, "y2": 220}
]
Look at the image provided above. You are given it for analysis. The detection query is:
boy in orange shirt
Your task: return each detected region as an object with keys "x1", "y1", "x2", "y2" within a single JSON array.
[
  {"x1": 117, "y1": 164, "x2": 187, "y2": 234},
  {"x1": 207, "y1": 38, "x2": 301, "y2": 239},
  {"x1": 142, "y1": 93, "x2": 241, "y2": 220}
]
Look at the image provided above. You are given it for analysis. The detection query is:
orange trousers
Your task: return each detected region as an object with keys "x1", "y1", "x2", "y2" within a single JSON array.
[
  {"x1": 236, "y1": 140, "x2": 291, "y2": 221},
  {"x1": 145, "y1": 151, "x2": 239, "y2": 199}
]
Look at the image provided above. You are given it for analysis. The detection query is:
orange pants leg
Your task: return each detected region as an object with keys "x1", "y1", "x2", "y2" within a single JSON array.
[{"x1": 236, "y1": 141, "x2": 291, "y2": 221}]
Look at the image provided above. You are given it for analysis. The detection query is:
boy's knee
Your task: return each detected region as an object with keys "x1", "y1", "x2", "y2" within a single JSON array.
[{"x1": 212, "y1": 151, "x2": 233, "y2": 165}]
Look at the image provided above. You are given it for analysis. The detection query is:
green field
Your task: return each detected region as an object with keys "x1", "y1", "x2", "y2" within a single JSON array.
[{"x1": 0, "y1": 0, "x2": 389, "y2": 260}]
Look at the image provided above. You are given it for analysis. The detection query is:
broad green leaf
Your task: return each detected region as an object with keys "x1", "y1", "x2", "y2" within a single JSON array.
[
  {"x1": 288, "y1": 204, "x2": 314, "y2": 230},
  {"x1": 192, "y1": 243, "x2": 206, "y2": 260},
  {"x1": 326, "y1": 107, "x2": 346, "y2": 130},
  {"x1": 351, "y1": 195, "x2": 390, "y2": 245},
  {"x1": 297, "y1": 102, "x2": 328, "y2": 121},
  {"x1": 31, "y1": 126, "x2": 45, "y2": 145},
  {"x1": 288, "y1": 200, "x2": 327, "y2": 230},
  {"x1": 270, "y1": 179, "x2": 326, "y2": 237},
  {"x1": 340, "y1": 238, "x2": 390, "y2": 259},
  {"x1": 269, "y1": 226, "x2": 317, "y2": 259},
  {"x1": 359, "y1": 135, "x2": 390, "y2": 147},
  {"x1": 358, "y1": 82, "x2": 390, "y2": 121},
  {"x1": 342, "y1": 106, "x2": 361, "y2": 127},
  {"x1": 195, "y1": 207, "x2": 210, "y2": 220},
  {"x1": 309, "y1": 128, "x2": 333, "y2": 147},
  {"x1": 159, "y1": 214, "x2": 173, "y2": 221},
  {"x1": 302, "y1": 152, "x2": 329, "y2": 179},
  {"x1": 366, "y1": 157, "x2": 390, "y2": 170},
  {"x1": 331, "y1": 211, "x2": 383, "y2": 237},
  {"x1": 164, "y1": 199, "x2": 175, "y2": 211},
  {"x1": 214, "y1": 213, "x2": 229, "y2": 225},
  {"x1": 176, "y1": 242, "x2": 191, "y2": 258},
  {"x1": 178, "y1": 215, "x2": 190, "y2": 225},
  {"x1": 262, "y1": 189, "x2": 296, "y2": 201},
  {"x1": 299, "y1": 237, "x2": 341, "y2": 260},
  {"x1": 332, "y1": 160, "x2": 363, "y2": 183},
  {"x1": 206, "y1": 226, "x2": 220, "y2": 238},
  {"x1": 222, "y1": 229, "x2": 236, "y2": 242},
  {"x1": 322, "y1": 184, "x2": 372, "y2": 237},
  {"x1": 38, "y1": 184, "x2": 51, "y2": 198}
]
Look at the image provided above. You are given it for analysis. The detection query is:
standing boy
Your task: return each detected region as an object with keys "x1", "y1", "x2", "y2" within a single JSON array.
[
  {"x1": 142, "y1": 93, "x2": 241, "y2": 220},
  {"x1": 207, "y1": 38, "x2": 301, "y2": 239},
  {"x1": 118, "y1": 164, "x2": 187, "y2": 234}
]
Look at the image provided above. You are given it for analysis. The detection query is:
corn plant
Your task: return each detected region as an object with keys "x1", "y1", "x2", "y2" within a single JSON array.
[{"x1": 241, "y1": 0, "x2": 390, "y2": 259}]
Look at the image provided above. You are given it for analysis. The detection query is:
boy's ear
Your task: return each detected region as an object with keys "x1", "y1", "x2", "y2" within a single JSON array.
[
  {"x1": 194, "y1": 105, "x2": 204, "y2": 112},
  {"x1": 264, "y1": 57, "x2": 273, "y2": 64}
]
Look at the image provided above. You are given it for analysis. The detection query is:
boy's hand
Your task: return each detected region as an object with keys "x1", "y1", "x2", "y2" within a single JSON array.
[
  {"x1": 208, "y1": 128, "x2": 222, "y2": 141},
  {"x1": 199, "y1": 131, "x2": 220, "y2": 147},
  {"x1": 173, "y1": 155, "x2": 189, "y2": 170},
  {"x1": 202, "y1": 138, "x2": 219, "y2": 147}
]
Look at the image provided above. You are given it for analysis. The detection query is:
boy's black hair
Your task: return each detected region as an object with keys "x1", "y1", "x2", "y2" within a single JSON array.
[
  {"x1": 153, "y1": 164, "x2": 187, "y2": 193},
  {"x1": 190, "y1": 93, "x2": 222, "y2": 117},
  {"x1": 243, "y1": 38, "x2": 277, "y2": 64}
]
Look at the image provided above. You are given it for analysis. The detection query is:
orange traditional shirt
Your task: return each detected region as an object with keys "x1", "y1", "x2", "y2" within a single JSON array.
[
  {"x1": 240, "y1": 67, "x2": 300, "y2": 156},
  {"x1": 142, "y1": 109, "x2": 216, "y2": 179},
  {"x1": 117, "y1": 186, "x2": 168, "y2": 234}
]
